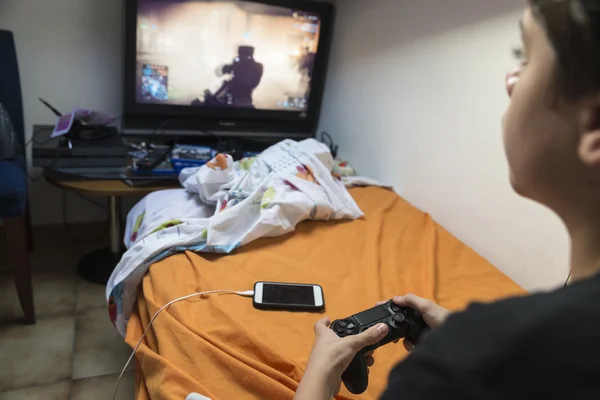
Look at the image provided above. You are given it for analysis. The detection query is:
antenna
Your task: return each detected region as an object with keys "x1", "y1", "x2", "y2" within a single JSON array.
[{"x1": 38, "y1": 98, "x2": 62, "y2": 117}]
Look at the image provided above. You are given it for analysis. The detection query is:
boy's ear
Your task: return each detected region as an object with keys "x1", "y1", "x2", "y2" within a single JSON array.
[{"x1": 578, "y1": 107, "x2": 600, "y2": 167}]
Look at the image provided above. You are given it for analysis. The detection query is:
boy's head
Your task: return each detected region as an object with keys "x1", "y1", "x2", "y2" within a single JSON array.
[{"x1": 503, "y1": 0, "x2": 600, "y2": 223}]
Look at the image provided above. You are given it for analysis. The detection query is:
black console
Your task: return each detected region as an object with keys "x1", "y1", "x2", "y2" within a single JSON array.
[
  {"x1": 32, "y1": 125, "x2": 127, "y2": 169},
  {"x1": 330, "y1": 300, "x2": 429, "y2": 394}
]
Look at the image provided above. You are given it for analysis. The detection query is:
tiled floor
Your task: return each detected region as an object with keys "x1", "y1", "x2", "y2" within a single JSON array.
[{"x1": 0, "y1": 224, "x2": 135, "y2": 399}]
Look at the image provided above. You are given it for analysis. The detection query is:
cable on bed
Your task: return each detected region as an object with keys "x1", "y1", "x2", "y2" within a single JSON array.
[{"x1": 112, "y1": 289, "x2": 255, "y2": 400}]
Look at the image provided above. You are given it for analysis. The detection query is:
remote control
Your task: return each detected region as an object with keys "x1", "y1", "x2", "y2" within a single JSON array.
[{"x1": 330, "y1": 300, "x2": 429, "y2": 394}]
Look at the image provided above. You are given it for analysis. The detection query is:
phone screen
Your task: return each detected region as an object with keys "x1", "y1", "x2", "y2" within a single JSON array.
[{"x1": 263, "y1": 283, "x2": 316, "y2": 305}]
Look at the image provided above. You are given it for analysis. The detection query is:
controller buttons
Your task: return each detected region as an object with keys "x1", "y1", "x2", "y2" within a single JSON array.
[
  {"x1": 339, "y1": 321, "x2": 348, "y2": 329},
  {"x1": 347, "y1": 323, "x2": 355, "y2": 329},
  {"x1": 336, "y1": 325, "x2": 346, "y2": 334},
  {"x1": 393, "y1": 314, "x2": 406, "y2": 324},
  {"x1": 345, "y1": 329, "x2": 354, "y2": 336},
  {"x1": 391, "y1": 304, "x2": 401, "y2": 313}
]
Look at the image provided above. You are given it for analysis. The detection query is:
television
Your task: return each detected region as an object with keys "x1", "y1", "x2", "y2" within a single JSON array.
[{"x1": 123, "y1": 0, "x2": 335, "y2": 138}]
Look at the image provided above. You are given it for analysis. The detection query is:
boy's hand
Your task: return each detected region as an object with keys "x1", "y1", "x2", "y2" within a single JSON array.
[
  {"x1": 295, "y1": 317, "x2": 388, "y2": 400},
  {"x1": 377, "y1": 295, "x2": 450, "y2": 351}
]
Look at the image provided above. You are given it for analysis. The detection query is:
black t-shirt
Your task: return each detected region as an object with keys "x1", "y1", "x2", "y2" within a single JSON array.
[{"x1": 381, "y1": 274, "x2": 600, "y2": 399}]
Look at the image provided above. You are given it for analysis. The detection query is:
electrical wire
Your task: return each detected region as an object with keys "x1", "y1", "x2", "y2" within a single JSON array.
[
  {"x1": 74, "y1": 192, "x2": 108, "y2": 210},
  {"x1": 138, "y1": 119, "x2": 222, "y2": 171},
  {"x1": 24, "y1": 132, "x2": 55, "y2": 149},
  {"x1": 20, "y1": 127, "x2": 68, "y2": 182},
  {"x1": 112, "y1": 289, "x2": 255, "y2": 400},
  {"x1": 564, "y1": 270, "x2": 572, "y2": 288},
  {"x1": 13, "y1": 127, "x2": 54, "y2": 182},
  {"x1": 151, "y1": 119, "x2": 171, "y2": 137},
  {"x1": 320, "y1": 131, "x2": 338, "y2": 158},
  {"x1": 62, "y1": 191, "x2": 108, "y2": 243},
  {"x1": 320, "y1": 131, "x2": 333, "y2": 148}
]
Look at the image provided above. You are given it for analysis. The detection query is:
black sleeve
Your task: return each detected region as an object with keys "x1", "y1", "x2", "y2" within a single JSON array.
[
  {"x1": 380, "y1": 286, "x2": 600, "y2": 400},
  {"x1": 380, "y1": 342, "x2": 469, "y2": 399}
]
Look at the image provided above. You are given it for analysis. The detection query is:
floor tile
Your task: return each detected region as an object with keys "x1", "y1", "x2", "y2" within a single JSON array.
[
  {"x1": 72, "y1": 371, "x2": 134, "y2": 400},
  {"x1": 0, "y1": 380, "x2": 71, "y2": 400},
  {"x1": 0, "y1": 273, "x2": 77, "y2": 323},
  {"x1": 0, "y1": 316, "x2": 75, "y2": 392},
  {"x1": 73, "y1": 308, "x2": 133, "y2": 380},
  {"x1": 76, "y1": 278, "x2": 108, "y2": 313}
]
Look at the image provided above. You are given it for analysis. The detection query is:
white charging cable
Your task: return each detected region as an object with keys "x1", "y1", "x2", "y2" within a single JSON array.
[{"x1": 112, "y1": 289, "x2": 255, "y2": 400}]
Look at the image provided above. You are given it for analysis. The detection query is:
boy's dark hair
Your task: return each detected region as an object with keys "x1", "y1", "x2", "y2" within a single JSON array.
[{"x1": 531, "y1": 0, "x2": 600, "y2": 98}]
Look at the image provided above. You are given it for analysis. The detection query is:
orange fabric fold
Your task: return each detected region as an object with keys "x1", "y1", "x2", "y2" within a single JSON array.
[{"x1": 126, "y1": 187, "x2": 524, "y2": 400}]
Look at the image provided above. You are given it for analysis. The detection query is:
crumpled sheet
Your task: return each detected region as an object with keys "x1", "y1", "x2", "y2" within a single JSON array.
[{"x1": 106, "y1": 139, "x2": 375, "y2": 336}]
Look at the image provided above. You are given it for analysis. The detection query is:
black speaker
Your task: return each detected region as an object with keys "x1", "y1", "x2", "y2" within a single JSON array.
[{"x1": 0, "y1": 30, "x2": 25, "y2": 150}]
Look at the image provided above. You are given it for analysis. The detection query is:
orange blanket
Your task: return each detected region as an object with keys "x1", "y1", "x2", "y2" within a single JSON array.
[{"x1": 126, "y1": 187, "x2": 524, "y2": 400}]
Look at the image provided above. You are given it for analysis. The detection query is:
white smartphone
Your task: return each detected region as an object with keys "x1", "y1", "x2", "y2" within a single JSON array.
[{"x1": 253, "y1": 282, "x2": 325, "y2": 312}]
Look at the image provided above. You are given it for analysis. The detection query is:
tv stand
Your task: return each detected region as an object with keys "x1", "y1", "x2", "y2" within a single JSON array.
[{"x1": 125, "y1": 133, "x2": 290, "y2": 161}]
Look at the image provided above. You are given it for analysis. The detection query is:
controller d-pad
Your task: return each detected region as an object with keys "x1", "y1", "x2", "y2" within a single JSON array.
[
  {"x1": 347, "y1": 323, "x2": 355, "y2": 329},
  {"x1": 339, "y1": 321, "x2": 348, "y2": 328},
  {"x1": 336, "y1": 325, "x2": 346, "y2": 334},
  {"x1": 345, "y1": 329, "x2": 354, "y2": 335}
]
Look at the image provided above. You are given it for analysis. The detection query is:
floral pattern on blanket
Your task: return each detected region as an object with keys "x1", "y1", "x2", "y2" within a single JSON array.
[{"x1": 106, "y1": 139, "x2": 388, "y2": 336}]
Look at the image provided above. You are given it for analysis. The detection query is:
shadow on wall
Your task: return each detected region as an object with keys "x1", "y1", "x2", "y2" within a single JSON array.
[{"x1": 334, "y1": 0, "x2": 524, "y2": 59}]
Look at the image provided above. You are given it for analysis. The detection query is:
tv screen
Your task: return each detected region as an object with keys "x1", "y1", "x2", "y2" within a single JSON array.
[
  {"x1": 124, "y1": 0, "x2": 334, "y2": 137},
  {"x1": 137, "y1": 0, "x2": 323, "y2": 112}
]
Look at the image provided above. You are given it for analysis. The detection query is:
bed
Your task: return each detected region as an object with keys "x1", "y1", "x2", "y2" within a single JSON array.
[{"x1": 125, "y1": 186, "x2": 524, "y2": 400}]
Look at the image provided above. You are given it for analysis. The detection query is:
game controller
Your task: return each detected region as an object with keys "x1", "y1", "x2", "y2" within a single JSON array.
[{"x1": 330, "y1": 300, "x2": 429, "y2": 394}]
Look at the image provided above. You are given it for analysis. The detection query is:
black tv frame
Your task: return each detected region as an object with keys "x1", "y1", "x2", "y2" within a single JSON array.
[{"x1": 123, "y1": 0, "x2": 335, "y2": 138}]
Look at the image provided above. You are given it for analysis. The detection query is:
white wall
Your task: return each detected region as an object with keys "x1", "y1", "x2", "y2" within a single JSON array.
[
  {"x1": 0, "y1": 0, "x2": 128, "y2": 225},
  {"x1": 320, "y1": 0, "x2": 570, "y2": 292},
  {"x1": 0, "y1": 0, "x2": 330, "y2": 225}
]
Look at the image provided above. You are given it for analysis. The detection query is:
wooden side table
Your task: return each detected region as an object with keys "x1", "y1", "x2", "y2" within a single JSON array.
[{"x1": 44, "y1": 175, "x2": 180, "y2": 284}]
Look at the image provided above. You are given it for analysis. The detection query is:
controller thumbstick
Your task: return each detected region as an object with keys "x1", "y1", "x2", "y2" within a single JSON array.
[{"x1": 393, "y1": 314, "x2": 406, "y2": 324}]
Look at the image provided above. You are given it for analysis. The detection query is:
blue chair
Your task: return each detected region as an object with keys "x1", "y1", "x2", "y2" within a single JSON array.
[{"x1": 0, "y1": 30, "x2": 35, "y2": 324}]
